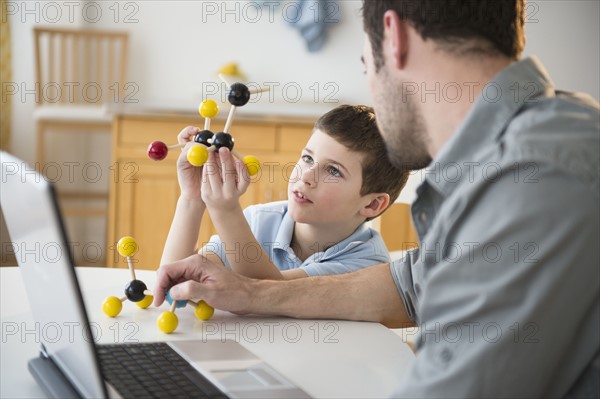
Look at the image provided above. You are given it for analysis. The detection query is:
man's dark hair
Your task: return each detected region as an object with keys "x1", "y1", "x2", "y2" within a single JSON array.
[
  {"x1": 362, "y1": 0, "x2": 526, "y2": 71},
  {"x1": 314, "y1": 105, "x2": 409, "y2": 219}
]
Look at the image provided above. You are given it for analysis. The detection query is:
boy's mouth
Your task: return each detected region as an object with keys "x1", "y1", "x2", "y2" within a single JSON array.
[{"x1": 293, "y1": 190, "x2": 313, "y2": 203}]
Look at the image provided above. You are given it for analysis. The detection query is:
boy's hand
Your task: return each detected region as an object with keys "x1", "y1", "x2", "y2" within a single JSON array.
[
  {"x1": 202, "y1": 147, "x2": 251, "y2": 213},
  {"x1": 176, "y1": 126, "x2": 204, "y2": 201}
]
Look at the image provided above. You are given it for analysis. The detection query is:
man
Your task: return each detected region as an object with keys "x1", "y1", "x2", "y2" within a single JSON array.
[{"x1": 155, "y1": 1, "x2": 600, "y2": 396}]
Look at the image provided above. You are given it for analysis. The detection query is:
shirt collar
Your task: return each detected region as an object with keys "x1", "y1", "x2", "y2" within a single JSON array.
[
  {"x1": 272, "y1": 206, "x2": 371, "y2": 262},
  {"x1": 306, "y1": 222, "x2": 370, "y2": 263},
  {"x1": 273, "y1": 208, "x2": 295, "y2": 250},
  {"x1": 425, "y1": 56, "x2": 555, "y2": 197}
]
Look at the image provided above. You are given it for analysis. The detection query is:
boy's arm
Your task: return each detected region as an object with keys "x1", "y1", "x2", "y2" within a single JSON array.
[
  {"x1": 208, "y1": 204, "x2": 287, "y2": 280},
  {"x1": 203, "y1": 148, "x2": 289, "y2": 280},
  {"x1": 160, "y1": 196, "x2": 205, "y2": 265},
  {"x1": 160, "y1": 126, "x2": 206, "y2": 266},
  {"x1": 281, "y1": 269, "x2": 309, "y2": 279},
  {"x1": 207, "y1": 206, "x2": 309, "y2": 280}
]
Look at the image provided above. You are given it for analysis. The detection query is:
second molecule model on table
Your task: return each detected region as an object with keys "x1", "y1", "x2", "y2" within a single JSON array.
[
  {"x1": 147, "y1": 78, "x2": 268, "y2": 176},
  {"x1": 101, "y1": 236, "x2": 214, "y2": 334}
]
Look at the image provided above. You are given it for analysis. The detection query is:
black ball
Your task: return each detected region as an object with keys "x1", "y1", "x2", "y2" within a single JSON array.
[
  {"x1": 212, "y1": 132, "x2": 235, "y2": 150},
  {"x1": 228, "y1": 83, "x2": 251, "y2": 107},
  {"x1": 194, "y1": 130, "x2": 214, "y2": 146},
  {"x1": 124, "y1": 280, "x2": 147, "y2": 302}
]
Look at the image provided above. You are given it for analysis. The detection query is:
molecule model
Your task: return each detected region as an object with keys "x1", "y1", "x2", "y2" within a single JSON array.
[
  {"x1": 147, "y1": 79, "x2": 269, "y2": 177},
  {"x1": 146, "y1": 99, "x2": 219, "y2": 163},
  {"x1": 157, "y1": 289, "x2": 215, "y2": 334},
  {"x1": 101, "y1": 236, "x2": 215, "y2": 334},
  {"x1": 102, "y1": 236, "x2": 154, "y2": 319}
]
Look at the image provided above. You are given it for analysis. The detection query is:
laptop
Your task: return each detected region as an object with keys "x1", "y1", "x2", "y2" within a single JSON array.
[{"x1": 0, "y1": 152, "x2": 310, "y2": 399}]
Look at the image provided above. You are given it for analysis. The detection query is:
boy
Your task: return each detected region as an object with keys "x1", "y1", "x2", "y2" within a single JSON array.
[{"x1": 160, "y1": 105, "x2": 409, "y2": 279}]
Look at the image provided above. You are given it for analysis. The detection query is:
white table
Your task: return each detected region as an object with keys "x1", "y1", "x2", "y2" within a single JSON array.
[{"x1": 0, "y1": 267, "x2": 415, "y2": 398}]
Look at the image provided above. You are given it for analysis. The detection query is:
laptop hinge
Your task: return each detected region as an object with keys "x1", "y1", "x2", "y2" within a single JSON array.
[
  {"x1": 28, "y1": 348, "x2": 83, "y2": 399},
  {"x1": 40, "y1": 343, "x2": 50, "y2": 359}
]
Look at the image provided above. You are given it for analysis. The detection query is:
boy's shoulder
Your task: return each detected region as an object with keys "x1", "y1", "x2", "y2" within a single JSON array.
[
  {"x1": 243, "y1": 201, "x2": 292, "y2": 243},
  {"x1": 243, "y1": 201, "x2": 289, "y2": 226},
  {"x1": 244, "y1": 200, "x2": 288, "y2": 216}
]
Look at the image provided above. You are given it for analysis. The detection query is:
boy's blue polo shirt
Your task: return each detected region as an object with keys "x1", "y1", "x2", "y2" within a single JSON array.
[{"x1": 201, "y1": 201, "x2": 391, "y2": 276}]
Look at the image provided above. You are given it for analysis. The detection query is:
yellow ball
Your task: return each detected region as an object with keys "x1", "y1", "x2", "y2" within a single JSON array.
[
  {"x1": 157, "y1": 311, "x2": 179, "y2": 334},
  {"x1": 194, "y1": 300, "x2": 215, "y2": 321},
  {"x1": 187, "y1": 144, "x2": 209, "y2": 167},
  {"x1": 117, "y1": 236, "x2": 137, "y2": 257},
  {"x1": 242, "y1": 155, "x2": 260, "y2": 176},
  {"x1": 199, "y1": 99, "x2": 219, "y2": 119},
  {"x1": 102, "y1": 296, "x2": 123, "y2": 317},
  {"x1": 136, "y1": 295, "x2": 153, "y2": 309}
]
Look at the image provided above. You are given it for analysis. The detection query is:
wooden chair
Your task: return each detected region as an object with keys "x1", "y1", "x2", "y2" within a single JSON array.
[
  {"x1": 34, "y1": 26, "x2": 128, "y2": 165},
  {"x1": 33, "y1": 27, "x2": 128, "y2": 264}
]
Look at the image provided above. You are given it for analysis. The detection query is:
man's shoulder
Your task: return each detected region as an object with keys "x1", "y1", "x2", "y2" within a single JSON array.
[
  {"x1": 501, "y1": 90, "x2": 599, "y2": 194},
  {"x1": 507, "y1": 90, "x2": 599, "y2": 139}
]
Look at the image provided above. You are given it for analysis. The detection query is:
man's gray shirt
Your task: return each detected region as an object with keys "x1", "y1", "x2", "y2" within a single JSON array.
[{"x1": 390, "y1": 57, "x2": 599, "y2": 397}]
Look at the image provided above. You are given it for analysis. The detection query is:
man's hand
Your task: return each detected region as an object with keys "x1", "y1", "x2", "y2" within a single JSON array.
[{"x1": 153, "y1": 253, "x2": 253, "y2": 314}]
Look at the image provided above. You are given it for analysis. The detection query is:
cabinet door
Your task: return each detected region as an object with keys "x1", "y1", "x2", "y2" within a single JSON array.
[
  {"x1": 256, "y1": 161, "x2": 297, "y2": 203},
  {"x1": 109, "y1": 160, "x2": 179, "y2": 270}
]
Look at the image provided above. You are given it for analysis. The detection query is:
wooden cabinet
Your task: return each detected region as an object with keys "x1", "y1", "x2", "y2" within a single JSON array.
[{"x1": 107, "y1": 113, "x2": 314, "y2": 269}]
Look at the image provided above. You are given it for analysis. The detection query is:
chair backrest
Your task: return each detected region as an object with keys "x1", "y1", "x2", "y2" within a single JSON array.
[{"x1": 33, "y1": 26, "x2": 128, "y2": 107}]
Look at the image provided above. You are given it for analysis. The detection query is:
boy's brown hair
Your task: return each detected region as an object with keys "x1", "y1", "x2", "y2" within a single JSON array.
[{"x1": 314, "y1": 105, "x2": 409, "y2": 216}]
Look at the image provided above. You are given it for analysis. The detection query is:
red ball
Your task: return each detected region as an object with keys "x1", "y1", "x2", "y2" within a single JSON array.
[{"x1": 148, "y1": 141, "x2": 168, "y2": 160}]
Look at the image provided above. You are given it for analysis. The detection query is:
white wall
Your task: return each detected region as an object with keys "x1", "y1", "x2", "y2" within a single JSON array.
[
  {"x1": 522, "y1": 0, "x2": 600, "y2": 100},
  {"x1": 96, "y1": 1, "x2": 369, "y2": 106},
  {"x1": 4, "y1": 0, "x2": 598, "y2": 262},
  {"x1": 6, "y1": 0, "x2": 600, "y2": 164}
]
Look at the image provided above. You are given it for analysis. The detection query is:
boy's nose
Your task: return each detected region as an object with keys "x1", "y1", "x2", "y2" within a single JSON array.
[{"x1": 300, "y1": 165, "x2": 318, "y2": 187}]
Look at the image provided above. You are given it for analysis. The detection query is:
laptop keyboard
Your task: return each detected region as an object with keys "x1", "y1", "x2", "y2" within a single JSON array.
[{"x1": 97, "y1": 342, "x2": 228, "y2": 399}]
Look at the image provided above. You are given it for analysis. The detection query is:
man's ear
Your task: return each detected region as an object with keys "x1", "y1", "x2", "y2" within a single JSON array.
[
  {"x1": 383, "y1": 10, "x2": 409, "y2": 69},
  {"x1": 360, "y1": 193, "x2": 391, "y2": 219}
]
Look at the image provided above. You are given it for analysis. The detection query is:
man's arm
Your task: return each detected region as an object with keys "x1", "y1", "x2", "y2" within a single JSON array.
[
  {"x1": 252, "y1": 263, "x2": 413, "y2": 327},
  {"x1": 154, "y1": 258, "x2": 415, "y2": 328}
]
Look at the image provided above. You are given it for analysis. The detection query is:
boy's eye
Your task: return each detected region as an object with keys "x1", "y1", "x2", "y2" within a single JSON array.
[
  {"x1": 327, "y1": 166, "x2": 342, "y2": 178},
  {"x1": 301, "y1": 155, "x2": 314, "y2": 164}
]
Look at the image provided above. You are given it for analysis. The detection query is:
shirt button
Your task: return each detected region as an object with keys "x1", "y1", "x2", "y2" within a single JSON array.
[
  {"x1": 440, "y1": 348, "x2": 453, "y2": 363},
  {"x1": 419, "y1": 212, "x2": 428, "y2": 222}
]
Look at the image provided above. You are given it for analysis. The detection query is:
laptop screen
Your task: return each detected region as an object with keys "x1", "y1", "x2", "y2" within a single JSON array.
[{"x1": 0, "y1": 152, "x2": 107, "y2": 398}]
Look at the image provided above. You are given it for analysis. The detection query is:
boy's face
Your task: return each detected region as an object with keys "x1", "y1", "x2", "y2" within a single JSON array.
[{"x1": 287, "y1": 129, "x2": 371, "y2": 227}]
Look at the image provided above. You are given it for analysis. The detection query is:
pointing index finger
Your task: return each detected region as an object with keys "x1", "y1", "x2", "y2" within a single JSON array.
[{"x1": 153, "y1": 256, "x2": 197, "y2": 306}]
